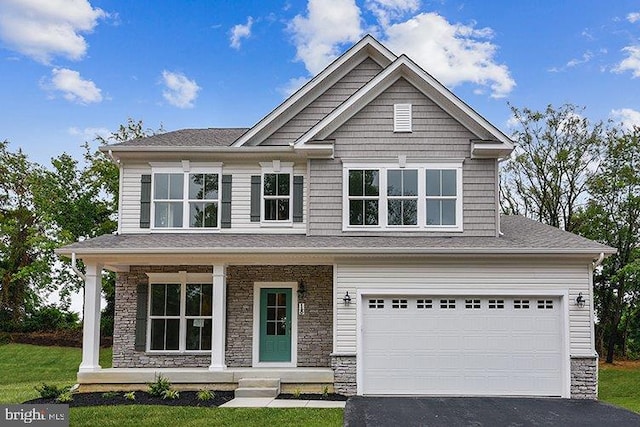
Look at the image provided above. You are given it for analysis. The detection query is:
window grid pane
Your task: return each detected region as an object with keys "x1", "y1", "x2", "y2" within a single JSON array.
[
  {"x1": 426, "y1": 169, "x2": 457, "y2": 226},
  {"x1": 264, "y1": 173, "x2": 291, "y2": 221},
  {"x1": 349, "y1": 169, "x2": 379, "y2": 226}
]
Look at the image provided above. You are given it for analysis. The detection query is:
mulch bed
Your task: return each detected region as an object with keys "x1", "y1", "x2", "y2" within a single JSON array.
[
  {"x1": 277, "y1": 393, "x2": 348, "y2": 401},
  {"x1": 25, "y1": 391, "x2": 234, "y2": 408}
]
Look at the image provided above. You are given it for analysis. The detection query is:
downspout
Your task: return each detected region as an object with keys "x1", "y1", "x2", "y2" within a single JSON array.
[
  {"x1": 593, "y1": 252, "x2": 605, "y2": 268},
  {"x1": 71, "y1": 252, "x2": 86, "y2": 281},
  {"x1": 496, "y1": 156, "x2": 511, "y2": 237}
]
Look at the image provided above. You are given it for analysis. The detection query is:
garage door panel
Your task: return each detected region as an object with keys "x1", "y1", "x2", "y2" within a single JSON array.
[{"x1": 362, "y1": 295, "x2": 564, "y2": 396}]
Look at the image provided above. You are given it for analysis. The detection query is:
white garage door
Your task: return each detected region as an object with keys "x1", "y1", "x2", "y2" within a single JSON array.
[{"x1": 361, "y1": 296, "x2": 564, "y2": 396}]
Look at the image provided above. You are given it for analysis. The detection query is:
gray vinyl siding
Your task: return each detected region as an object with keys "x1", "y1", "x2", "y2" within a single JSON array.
[
  {"x1": 262, "y1": 58, "x2": 382, "y2": 146},
  {"x1": 119, "y1": 161, "x2": 307, "y2": 234},
  {"x1": 334, "y1": 259, "x2": 593, "y2": 357},
  {"x1": 308, "y1": 78, "x2": 497, "y2": 236}
]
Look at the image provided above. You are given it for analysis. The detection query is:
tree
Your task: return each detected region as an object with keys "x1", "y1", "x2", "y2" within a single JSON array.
[
  {"x1": 575, "y1": 126, "x2": 640, "y2": 363},
  {"x1": 0, "y1": 142, "x2": 55, "y2": 327},
  {"x1": 501, "y1": 104, "x2": 604, "y2": 232}
]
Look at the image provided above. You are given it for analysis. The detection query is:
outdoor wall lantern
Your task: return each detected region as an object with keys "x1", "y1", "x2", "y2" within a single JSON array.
[
  {"x1": 343, "y1": 291, "x2": 352, "y2": 305},
  {"x1": 297, "y1": 280, "x2": 307, "y2": 299},
  {"x1": 576, "y1": 292, "x2": 585, "y2": 308}
]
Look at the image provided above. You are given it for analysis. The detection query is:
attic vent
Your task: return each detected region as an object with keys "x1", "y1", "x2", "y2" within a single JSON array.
[{"x1": 394, "y1": 103, "x2": 412, "y2": 132}]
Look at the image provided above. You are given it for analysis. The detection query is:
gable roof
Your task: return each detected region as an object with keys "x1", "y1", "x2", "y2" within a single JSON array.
[
  {"x1": 295, "y1": 54, "x2": 513, "y2": 153},
  {"x1": 232, "y1": 35, "x2": 396, "y2": 147}
]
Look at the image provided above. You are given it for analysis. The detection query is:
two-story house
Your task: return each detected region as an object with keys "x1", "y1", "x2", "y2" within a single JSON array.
[{"x1": 58, "y1": 35, "x2": 614, "y2": 399}]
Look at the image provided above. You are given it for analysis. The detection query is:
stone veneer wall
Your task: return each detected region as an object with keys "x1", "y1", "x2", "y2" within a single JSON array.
[
  {"x1": 112, "y1": 265, "x2": 212, "y2": 368},
  {"x1": 113, "y1": 264, "x2": 333, "y2": 369},
  {"x1": 225, "y1": 265, "x2": 333, "y2": 367},
  {"x1": 331, "y1": 355, "x2": 356, "y2": 395},
  {"x1": 570, "y1": 356, "x2": 598, "y2": 399}
]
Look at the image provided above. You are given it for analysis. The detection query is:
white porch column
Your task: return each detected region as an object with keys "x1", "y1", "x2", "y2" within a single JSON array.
[
  {"x1": 209, "y1": 264, "x2": 227, "y2": 371},
  {"x1": 79, "y1": 262, "x2": 103, "y2": 372}
]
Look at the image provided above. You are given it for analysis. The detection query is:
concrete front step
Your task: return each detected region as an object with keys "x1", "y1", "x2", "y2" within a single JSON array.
[
  {"x1": 234, "y1": 387, "x2": 280, "y2": 398},
  {"x1": 238, "y1": 378, "x2": 280, "y2": 389}
]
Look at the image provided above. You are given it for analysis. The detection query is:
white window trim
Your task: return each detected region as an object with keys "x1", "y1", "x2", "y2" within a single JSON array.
[
  {"x1": 146, "y1": 272, "x2": 213, "y2": 354},
  {"x1": 342, "y1": 160, "x2": 463, "y2": 232},
  {"x1": 149, "y1": 162, "x2": 222, "y2": 232},
  {"x1": 252, "y1": 281, "x2": 298, "y2": 368},
  {"x1": 259, "y1": 161, "x2": 294, "y2": 226}
]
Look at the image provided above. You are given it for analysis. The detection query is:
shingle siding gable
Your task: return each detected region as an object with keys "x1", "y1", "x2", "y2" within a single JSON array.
[{"x1": 262, "y1": 57, "x2": 383, "y2": 146}]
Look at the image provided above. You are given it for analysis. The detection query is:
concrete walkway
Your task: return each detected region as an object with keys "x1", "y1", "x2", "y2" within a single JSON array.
[{"x1": 220, "y1": 397, "x2": 346, "y2": 408}]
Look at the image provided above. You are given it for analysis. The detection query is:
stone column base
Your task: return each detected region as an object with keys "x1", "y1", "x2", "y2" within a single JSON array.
[
  {"x1": 571, "y1": 356, "x2": 598, "y2": 399},
  {"x1": 331, "y1": 354, "x2": 356, "y2": 396}
]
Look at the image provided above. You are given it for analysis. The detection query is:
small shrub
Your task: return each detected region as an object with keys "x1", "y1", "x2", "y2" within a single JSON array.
[
  {"x1": 322, "y1": 385, "x2": 329, "y2": 398},
  {"x1": 123, "y1": 391, "x2": 136, "y2": 401},
  {"x1": 196, "y1": 389, "x2": 214, "y2": 401},
  {"x1": 35, "y1": 383, "x2": 64, "y2": 399},
  {"x1": 162, "y1": 389, "x2": 180, "y2": 400},
  {"x1": 292, "y1": 388, "x2": 301, "y2": 399},
  {"x1": 0, "y1": 332, "x2": 11, "y2": 345},
  {"x1": 147, "y1": 374, "x2": 172, "y2": 397},
  {"x1": 101, "y1": 391, "x2": 119, "y2": 399},
  {"x1": 56, "y1": 391, "x2": 73, "y2": 403}
]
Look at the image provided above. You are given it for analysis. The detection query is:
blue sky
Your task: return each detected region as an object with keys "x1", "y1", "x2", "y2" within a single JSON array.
[{"x1": 1, "y1": 0, "x2": 640, "y2": 166}]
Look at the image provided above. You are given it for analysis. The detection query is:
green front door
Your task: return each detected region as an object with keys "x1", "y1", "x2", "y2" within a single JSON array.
[{"x1": 259, "y1": 288, "x2": 292, "y2": 362}]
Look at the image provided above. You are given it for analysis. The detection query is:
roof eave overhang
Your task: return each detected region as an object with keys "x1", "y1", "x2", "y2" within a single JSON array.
[{"x1": 471, "y1": 141, "x2": 514, "y2": 159}]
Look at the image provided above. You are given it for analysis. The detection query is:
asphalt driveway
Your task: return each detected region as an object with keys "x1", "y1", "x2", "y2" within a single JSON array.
[{"x1": 344, "y1": 397, "x2": 640, "y2": 427}]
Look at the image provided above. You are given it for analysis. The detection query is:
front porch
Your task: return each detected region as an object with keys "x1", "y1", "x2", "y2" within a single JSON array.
[{"x1": 76, "y1": 367, "x2": 335, "y2": 393}]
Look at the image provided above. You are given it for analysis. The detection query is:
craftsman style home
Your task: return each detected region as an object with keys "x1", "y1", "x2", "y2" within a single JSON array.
[{"x1": 58, "y1": 36, "x2": 614, "y2": 399}]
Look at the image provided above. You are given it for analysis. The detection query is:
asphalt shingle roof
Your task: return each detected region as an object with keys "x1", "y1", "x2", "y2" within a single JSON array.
[
  {"x1": 112, "y1": 128, "x2": 250, "y2": 147},
  {"x1": 57, "y1": 216, "x2": 614, "y2": 256}
]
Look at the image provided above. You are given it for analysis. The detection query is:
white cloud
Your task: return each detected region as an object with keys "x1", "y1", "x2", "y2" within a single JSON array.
[
  {"x1": 0, "y1": 0, "x2": 105, "y2": 64},
  {"x1": 161, "y1": 70, "x2": 200, "y2": 109},
  {"x1": 610, "y1": 108, "x2": 640, "y2": 130},
  {"x1": 44, "y1": 68, "x2": 103, "y2": 104},
  {"x1": 627, "y1": 12, "x2": 640, "y2": 23},
  {"x1": 365, "y1": 0, "x2": 420, "y2": 28},
  {"x1": 279, "y1": 76, "x2": 311, "y2": 97},
  {"x1": 288, "y1": 0, "x2": 363, "y2": 74},
  {"x1": 230, "y1": 16, "x2": 253, "y2": 50},
  {"x1": 613, "y1": 45, "x2": 640, "y2": 78},
  {"x1": 383, "y1": 13, "x2": 515, "y2": 98},
  {"x1": 68, "y1": 126, "x2": 110, "y2": 141}
]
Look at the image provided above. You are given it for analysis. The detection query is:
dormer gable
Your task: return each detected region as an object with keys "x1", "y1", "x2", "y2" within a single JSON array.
[{"x1": 233, "y1": 35, "x2": 396, "y2": 147}]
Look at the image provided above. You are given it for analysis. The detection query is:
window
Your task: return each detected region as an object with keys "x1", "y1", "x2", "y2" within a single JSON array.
[
  {"x1": 514, "y1": 299, "x2": 530, "y2": 309},
  {"x1": 392, "y1": 299, "x2": 408, "y2": 309},
  {"x1": 440, "y1": 299, "x2": 455, "y2": 309},
  {"x1": 149, "y1": 281, "x2": 212, "y2": 352},
  {"x1": 368, "y1": 299, "x2": 384, "y2": 309},
  {"x1": 348, "y1": 169, "x2": 379, "y2": 226},
  {"x1": 537, "y1": 300, "x2": 553, "y2": 309},
  {"x1": 426, "y1": 169, "x2": 457, "y2": 226},
  {"x1": 263, "y1": 173, "x2": 290, "y2": 221},
  {"x1": 188, "y1": 174, "x2": 219, "y2": 227},
  {"x1": 465, "y1": 299, "x2": 481, "y2": 309},
  {"x1": 488, "y1": 299, "x2": 505, "y2": 309},
  {"x1": 417, "y1": 299, "x2": 432, "y2": 309},
  {"x1": 387, "y1": 169, "x2": 418, "y2": 225},
  {"x1": 154, "y1": 173, "x2": 184, "y2": 228},
  {"x1": 152, "y1": 163, "x2": 221, "y2": 229},
  {"x1": 343, "y1": 162, "x2": 462, "y2": 231}
]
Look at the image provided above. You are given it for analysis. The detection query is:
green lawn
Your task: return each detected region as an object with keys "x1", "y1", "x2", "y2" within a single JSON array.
[
  {"x1": 599, "y1": 361, "x2": 640, "y2": 413},
  {"x1": 0, "y1": 343, "x2": 343, "y2": 426}
]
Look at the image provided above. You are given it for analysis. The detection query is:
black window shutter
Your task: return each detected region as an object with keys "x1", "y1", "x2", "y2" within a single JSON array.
[
  {"x1": 139, "y1": 174, "x2": 152, "y2": 229},
  {"x1": 293, "y1": 175, "x2": 304, "y2": 223},
  {"x1": 250, "y1": 175, "x2": 261, "y2": 222},
  {"x1": 134, "y1": 283, "x2": 148, "y2": 351},
  {"x1": 221, "y1": 175, "x2": 232, "y2": 228}
]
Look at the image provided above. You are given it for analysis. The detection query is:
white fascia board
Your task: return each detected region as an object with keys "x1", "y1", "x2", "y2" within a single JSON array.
[
  {"x1": 295, "y1": 55, "x2": 515, "y2": 150},
  {"x1": 57, "y1": 246, "x2": 616, "y2": 257},
  {"x1": 471, "y1": 141, "x2": 514, "y2": 159},
  {"x1": 232, "y1": 35, "x2": 396, "y2": 148}
]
